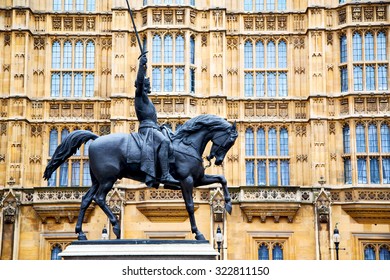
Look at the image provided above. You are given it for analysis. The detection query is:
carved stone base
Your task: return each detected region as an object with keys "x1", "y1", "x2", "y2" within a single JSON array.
[{"x1": 59, "y1": 239, "x2": 218, "y2": 260}]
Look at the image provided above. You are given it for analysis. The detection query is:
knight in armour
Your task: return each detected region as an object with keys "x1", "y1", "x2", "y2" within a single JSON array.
[{"x1": 134, "y1": 50, "x2": 180, "y2": 187}]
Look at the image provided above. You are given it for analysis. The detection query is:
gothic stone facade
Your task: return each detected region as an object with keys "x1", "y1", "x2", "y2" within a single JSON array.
[{"x1": 0, "y1": 0, "x2": 390, "y2": 260}]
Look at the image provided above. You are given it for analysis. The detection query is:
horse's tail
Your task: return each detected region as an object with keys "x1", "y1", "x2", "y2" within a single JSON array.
[{"x1": 43, "y1": 130, "x2": 99, "y2": 180}]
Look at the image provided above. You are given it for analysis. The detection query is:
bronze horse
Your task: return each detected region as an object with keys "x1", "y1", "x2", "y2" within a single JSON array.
[{"x1": 43, "y1": 114, "x2": 238, "y2": 240}]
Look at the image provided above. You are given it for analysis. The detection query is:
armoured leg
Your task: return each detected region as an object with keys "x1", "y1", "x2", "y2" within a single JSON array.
[{"x1": 158, "y1": 138, "x2": 180, "y2": 186}]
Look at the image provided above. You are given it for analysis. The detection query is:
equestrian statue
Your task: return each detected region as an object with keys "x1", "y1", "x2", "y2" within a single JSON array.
[{"x1": 43, "y1": 1, "x2": 238, "y2": 241}]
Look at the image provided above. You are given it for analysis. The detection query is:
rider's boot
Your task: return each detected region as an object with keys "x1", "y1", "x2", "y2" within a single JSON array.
[
  {"x1": 159, "y1": 140, "x2": 180, "y2": 186},
  {"x1": 161, "y1": 173, "x2": 180, "y2": 186}
]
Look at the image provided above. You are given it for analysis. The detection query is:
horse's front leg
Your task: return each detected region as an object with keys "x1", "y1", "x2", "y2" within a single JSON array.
[
  {"x1": 181, "y1": 176, "x2": 205, "y2": 240},
  {"x1": 196, "y1": 174, "x2": 232, "y2": 215}
]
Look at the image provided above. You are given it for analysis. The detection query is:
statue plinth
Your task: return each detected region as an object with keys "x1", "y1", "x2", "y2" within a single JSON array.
[{"x1": 59, "y1": 239, "x2": 218, "y2": 260}]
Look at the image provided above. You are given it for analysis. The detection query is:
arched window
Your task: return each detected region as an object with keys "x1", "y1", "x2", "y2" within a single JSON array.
[
  {"x1": 245, "y1": 128, "x2": 254, "y2": 156},
  {"x1": 256, "y1": 72, "x2": 265, "y2": 97},
  {"x1": 190, "y1": 37, "x2": 195, "y2": 64},
  {"x1": 357, "y1": 157, "x2": 367, "y2": 184},
  {"x1": 86, "y1": 41, "x2": 95, "y2": 69},
  {"x1": 64, "y1": 0, "x2": 72, "y2": 11},
  {"x1": 269, "y1": 160, "x2": 278, "y2": 185},
  {"x1": 364, "y1": 245, "x2": 376, "y2": 260},
  {"x1": 366, "y1": 65, "x2": 375, "y2": 91},
  {"x1": 51, "y1": 244, "x2": 62, "y2": 260},
  {"x1": 258, "y1": 244, "x2": 269, "y2": 260},
  {"x1": 344, "y1": 158, "x2": 352, "y2": 184},
  {"x1": 268, "y1": 128, "x2": 277, "y2": 156},
  {"x1": 246, "y1": 160, "x2": 255, "y2": 185},
  {"x1": 356, "y1": 124, "x2": 366, "y2": 153},
  {"x1": 76, "y1": 0, "x2": 84, "y2": 11},
  {"x1": 74, "y1": 73, "x2": 83, "y2": 97},
  {"x1": 190, "y1": 68, "x2": 195, "y2": 93},
  {"x1": 281, "y1": 160, "x2": 290, "y2": 186},
  {"x1": 353, "y1": 65, "x2": 363, "y2": 91},
  {"x1": 175, "y1": 67, "x2": 184, "y2": 92},
  {"x1": 255, "y1": 0, "x2": 264, "y2": 11},
  {"x1": 74, "y1": 41, "x2": 83, "y2": 69},
  {"x1": 175, "y1": 35, "x2": 184, "y2": 63},
  {"x1": 278, "y1": 41, "x2": 287, "y2": 68},
  {"x1": 365, "y1": 32, "x2": 374, "y2": 61},
  {"x1": 368, "y1": 124, "x2": 378, "y2": 152},
  {"x1": 86, "y1": 0, "x2": 95, "y2": 11},
  {"x1": 63, "y1": 72, "x2": 72, "y2": 97},
  {"x1": 53, "y1": 0, "x2": 62, "y2": 11},
  {"x1": 341, "y1": 67, "x2": 348, "y2": 92},
  {"x1": 244, "y1": 73, "x2": 254, "y2": 97},
  {"x1": 381, "y1": 124, "x2": 390, "y2": 153},
  {"x1": 59, "y1": 162, "x2": 68, "y2": 186},
  {"x1": 48, "y1": 129, "x2": 58, "y2": 185},
  {"x1": 72, "y1": 161, "x2": 80, "y2": 186},
  {"x1": 272, "y1": 244, "x2": 283, "y2": 260},
  {"x1": 353, "y1": 33, "x2": 362, "y2": 61},
  {"x1": 266, "y1": 0, "x2": 274, "y2": 10},
  {"x1": 83, "y1": 161, "x2": 92, "y2": 186},
  {"x1": 257, "y1": 160, "x2": 266, "y2": 186},
  {"x1": 278, "y1": 0, "x2": 286, "y2": 10},
  {"x1": 85, "y1": 73, "x2": 94, "y2": 97},
  {"x1": 164, "y1": 67, "x2": 173, "y2": 92},
  {"x1": 378, "y1": 65, "x2": 388, "y2": 91},
  {"x1": 244, "y1": 0, "x2": 253, "y2": 11},
  {"x1": 256, "y1": 41, "x2": 264, "y2": 68},
  {"x1": 340, "y1": 35, "x2": 347, "y2": 63},
  {"x1": 63, "y1": 41, "x2": 72, "y2": 68},
  {"x1": 266, "y1": 41, "x2": 276, "y2": 68},
  {"x1": 49, "y1": 129, "x2": 58, "y2": 156},
  {"x1": 61, "y1": 128, "x2": 69, "y2": 142},
  {"x1": 52, "y1": 41, "x2": 61, "y2": 68},
  {"x1": 280, "y1": 128, "x2": 288, "y2": 156},
  {"x1": 152, "y1": 35, "x2": 162, "y2": 63},
  {"x1": 377, "y1": 32, "x2": 387, "y2": 60},
  {"x1": 379, "y1": 245, "x2": 390, "y2": 260},
  {"x1": 257, "y1": 128, "x2": 265, "y2": 156},
  {"x1": 164, "y1": 34, "x2": 173, "y2": 63},
  {"x1": 267, "y1": 72, "x2": 276, "y2": 97},
  {"x1": 152, "y1": 67, "x2": 161, "y2": 92},
  {"x1": 244, "y1": 41, "x2": 253, "y2": 69},
  {"x1": 343, "y1": 125, "x2": 350, "y2": 153},
  {"x1": 278, "y1": 72, "x2": 287, "y2": 97},
  {"x1": 51, "y1": 73, "x2": 60, "y2": 97},
  {"x1": 370, "y1": 157, "x2": 380, "y2": 184}
]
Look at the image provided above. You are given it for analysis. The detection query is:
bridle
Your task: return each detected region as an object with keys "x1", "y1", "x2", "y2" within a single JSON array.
[{"x1": 205, "y1": 131, "x2": 232, "y2": 168}]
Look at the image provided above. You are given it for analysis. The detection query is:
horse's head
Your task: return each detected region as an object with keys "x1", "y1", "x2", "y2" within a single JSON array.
[{"x1": 207, "y1": 121, "x2": 238, "y2": 166}]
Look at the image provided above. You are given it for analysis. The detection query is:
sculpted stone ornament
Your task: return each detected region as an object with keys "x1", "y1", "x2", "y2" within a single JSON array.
[{"x1": 43, "y1": 45, "x2": 238, "y2": 241}]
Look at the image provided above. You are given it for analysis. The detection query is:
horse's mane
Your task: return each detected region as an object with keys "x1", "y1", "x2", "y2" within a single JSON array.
[{"x1": 173, "y1": 114, "x2": 232, "y2": 140}]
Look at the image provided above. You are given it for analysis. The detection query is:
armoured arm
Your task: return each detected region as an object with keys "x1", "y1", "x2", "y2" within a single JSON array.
[{"x1": 135, "y1": 53, "x2": 148, "y2": 97}]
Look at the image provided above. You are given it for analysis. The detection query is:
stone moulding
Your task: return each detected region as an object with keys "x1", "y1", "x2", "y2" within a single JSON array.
[
  {"x1": 341, "y1": 203, "x2": 390, "y2": 224},
  {"x1": 136, "y1": 202, "x2": 198, "y2": 222},
  {"x1": 33, "y1": 204, "x2": 95, "y2": 224},
  {"x1": 240, "y1": 203, "x2": 301, "y2": 223}
]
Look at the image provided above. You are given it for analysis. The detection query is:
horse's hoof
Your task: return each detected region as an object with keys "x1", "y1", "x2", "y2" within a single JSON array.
[
  {"x1": 195, "y1": 233, "x2": 206, "y2": 240},
  {"x1": 225, "y1": 203, "x2": 232, "y2": 215},
  {"x1": 78, "y1": 233, "x2": 87, "y2": 241}
]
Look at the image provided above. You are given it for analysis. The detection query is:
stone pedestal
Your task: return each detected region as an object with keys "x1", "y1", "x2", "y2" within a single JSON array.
[{"x1": 59, "y1": 239, "x2": 218, "y2": 260}]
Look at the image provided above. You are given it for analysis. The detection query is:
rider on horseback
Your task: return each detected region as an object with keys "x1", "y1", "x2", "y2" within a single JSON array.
[{"x1": 134, "y1": 52, "x2": 180, "y2": 187}]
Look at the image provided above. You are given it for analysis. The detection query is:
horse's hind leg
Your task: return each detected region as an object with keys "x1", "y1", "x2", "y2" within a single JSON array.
[
  {"x1": 94, "y1": 178, "x2": 121, "y2": 239},
  {"x1": 75, "y1": 172, "x2": 99, "y2": 240}
]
